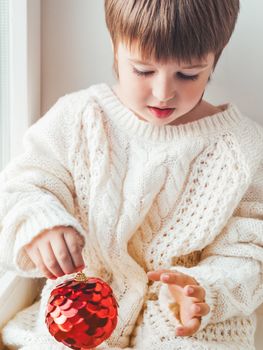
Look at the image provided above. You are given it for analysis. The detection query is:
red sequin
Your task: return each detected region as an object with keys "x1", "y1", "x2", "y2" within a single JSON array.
[{"x1": 45, "y1": 275, "x2": 118, "y2": 349}]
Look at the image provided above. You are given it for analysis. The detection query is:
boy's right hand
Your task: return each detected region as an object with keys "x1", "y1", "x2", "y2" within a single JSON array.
[{"x1": 24, "y1": 226, "x2": 86, "y2": 279}]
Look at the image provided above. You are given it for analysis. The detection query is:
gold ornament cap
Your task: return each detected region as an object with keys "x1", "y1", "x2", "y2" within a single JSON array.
[{"x1": 74, "y1": 271, "x2": 88, "y2": 282}]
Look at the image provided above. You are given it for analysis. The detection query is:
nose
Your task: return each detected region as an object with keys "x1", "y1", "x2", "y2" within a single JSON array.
[{"x1": 152, "y1": 76, "x2": 176, "y2": 102}]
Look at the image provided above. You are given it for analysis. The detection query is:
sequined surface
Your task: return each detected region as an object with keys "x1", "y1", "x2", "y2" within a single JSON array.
[{"x1": 45, "y1": 276, "x2": 118, "y2": 349}]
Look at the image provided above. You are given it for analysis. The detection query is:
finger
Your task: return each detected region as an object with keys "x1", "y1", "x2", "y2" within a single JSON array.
[
  {"x1": 27, "y1": 246, "x2": 57, "y2": 279},
  {"x1": 159, "y1": 271, "x2": 190, "y2": 288},
  {"x1": 48, "y1": 233, "x2": 75, "y2": 275},
  {"x1": 63, "y1": 231, "x2": 85, "y2": 270},
  {"x1": 147, "y1": 269, "x2": 171, "y2": 281},
  {"x1": 62, "y1": 227, "x2": 85, "y2": 246},
  {"x1": 39, "y1": 240, "x2": 66, "y2": 277},
  {"x1": 184, "y1": 285, "x2": 206, "y2": 301},
  {"x1": 191, "y1": 302, "x2": 210, "y2": 318},
  {"x1": 176, "y1": 317, "x2": 200, "y2": 337}
]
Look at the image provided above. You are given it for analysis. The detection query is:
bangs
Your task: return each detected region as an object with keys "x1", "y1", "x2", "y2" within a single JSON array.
[{"x1": 105, "y1": 0, "x2": 239, "y2": 65}]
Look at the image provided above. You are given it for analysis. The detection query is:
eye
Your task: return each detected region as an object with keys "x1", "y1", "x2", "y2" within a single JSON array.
[
  {"x1": 132, "y1": 67, "x2": 199, "y2": 81},
  {"x1": 177, "y1": 72, "x2": 199, "y2": 81},
  {"x1": 132, "y1": 67, "x2": 153, "y2": 77}
]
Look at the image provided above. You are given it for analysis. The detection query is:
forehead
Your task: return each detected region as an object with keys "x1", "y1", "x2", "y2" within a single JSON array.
[{"x1": 117, "y1": 41, "x2": 214, "y2": 68}]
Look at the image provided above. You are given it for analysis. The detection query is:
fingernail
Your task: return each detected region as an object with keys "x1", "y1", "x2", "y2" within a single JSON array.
[
  {"x1": 188, "y1": 287, "x2": 194, "y2": 294},
  {"x1": 195, "y1": 305, "x2": 201, "y2": 312},
  {"x1": 176, "y1": 327, "x2": 184, "y2": 334}
]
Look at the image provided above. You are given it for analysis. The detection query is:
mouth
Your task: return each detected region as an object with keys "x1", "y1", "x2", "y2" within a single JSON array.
[{"x1": 147, "y1": 106, "x2": 175, "y2": 119}]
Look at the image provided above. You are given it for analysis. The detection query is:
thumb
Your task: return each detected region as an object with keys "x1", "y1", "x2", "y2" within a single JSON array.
[{"x1": 177, "y1": 317, "x2": 200, "y2": 336}]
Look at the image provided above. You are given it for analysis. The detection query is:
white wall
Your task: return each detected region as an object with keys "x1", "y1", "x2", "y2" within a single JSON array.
[
  {"x1": 205, "y1": 0, "x2": 263, "y2": 124},
  {"x1": 41, "y1": 0, "x2": 263, "y2": 125},
  {"x1": 41, "y1": 0, "x2": 113, "y2": 113}
]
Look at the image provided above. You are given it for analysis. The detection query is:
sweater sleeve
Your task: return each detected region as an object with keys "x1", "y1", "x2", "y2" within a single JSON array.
[
  {"x1": 159, "y1": 159, "x2": 263, "y2": 331},
  {"x1": 0, "y1": 95, "x2": 86, "y2": 278}
]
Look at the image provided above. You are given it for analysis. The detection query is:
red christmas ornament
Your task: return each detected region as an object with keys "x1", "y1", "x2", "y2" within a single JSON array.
[{"x1": 45, "y1": 271, "x2": 118, "y2": 349}]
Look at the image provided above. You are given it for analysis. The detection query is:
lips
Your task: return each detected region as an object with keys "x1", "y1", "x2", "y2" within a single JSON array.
[{"x1": 148, "y1": 106, "x2": 175, "y2": 119}]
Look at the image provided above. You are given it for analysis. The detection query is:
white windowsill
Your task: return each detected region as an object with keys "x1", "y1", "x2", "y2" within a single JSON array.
[
  {"x1": 9, "y1": 0, "x2": 41, "y2": 160},
  {"x1": 0, "y1": 1, "x2": 41, "y2": 343}
]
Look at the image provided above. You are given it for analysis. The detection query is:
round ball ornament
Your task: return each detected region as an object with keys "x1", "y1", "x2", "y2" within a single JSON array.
[{"x1": 45, "y1": 271, "x2": 118, "y2": 349}]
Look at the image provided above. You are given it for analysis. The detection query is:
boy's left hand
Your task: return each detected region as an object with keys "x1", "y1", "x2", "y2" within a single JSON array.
[{"x1": 147, "y1": 269, "x2": 210, "y2": 337}]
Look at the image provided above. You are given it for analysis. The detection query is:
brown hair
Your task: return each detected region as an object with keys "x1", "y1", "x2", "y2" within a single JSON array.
[{"x1": 104, "y1": 0, "x2": 240, "y2": 78}]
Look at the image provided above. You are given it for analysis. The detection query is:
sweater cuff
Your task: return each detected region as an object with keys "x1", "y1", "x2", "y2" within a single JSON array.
[
  {"x1": 167, "y1": 265, "x2": 219, "y2": 331},
  {"x1": 13, "y1": 202, "x2": 86, "y2": 278}
]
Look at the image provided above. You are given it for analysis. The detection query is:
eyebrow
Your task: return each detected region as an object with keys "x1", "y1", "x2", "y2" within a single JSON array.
[{"x1": 128, "y1": 58, "x2": 208, "y2": 69}]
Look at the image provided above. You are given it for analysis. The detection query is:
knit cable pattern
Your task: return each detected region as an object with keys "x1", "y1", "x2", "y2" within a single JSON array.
[{"x1": 1, "y1": 83, "x2": 263, "y2": 349}]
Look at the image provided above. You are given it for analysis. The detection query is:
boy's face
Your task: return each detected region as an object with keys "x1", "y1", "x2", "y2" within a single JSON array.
[{"x1": 112, "y1": 42, "x2": 215, "y2": 126}]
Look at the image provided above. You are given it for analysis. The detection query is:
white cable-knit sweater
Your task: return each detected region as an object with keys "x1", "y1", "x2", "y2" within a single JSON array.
[{"x1": 1, "y1": 83, "x2": 263, "y2": 350}]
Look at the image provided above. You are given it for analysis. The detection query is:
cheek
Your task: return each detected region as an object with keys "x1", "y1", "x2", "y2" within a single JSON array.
[
  {"x1": 134, "y1": 81, "x2": 150, "y2": 101},
  {"x1": 125, "y1": 77, "x2": 149, "y2": 101},
  {"x1": 129, "y1": 86, "x2": 148, "y2": 105},
  {"x1": 182, "y1": 79, "x2": 207, "y2": 100}
]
